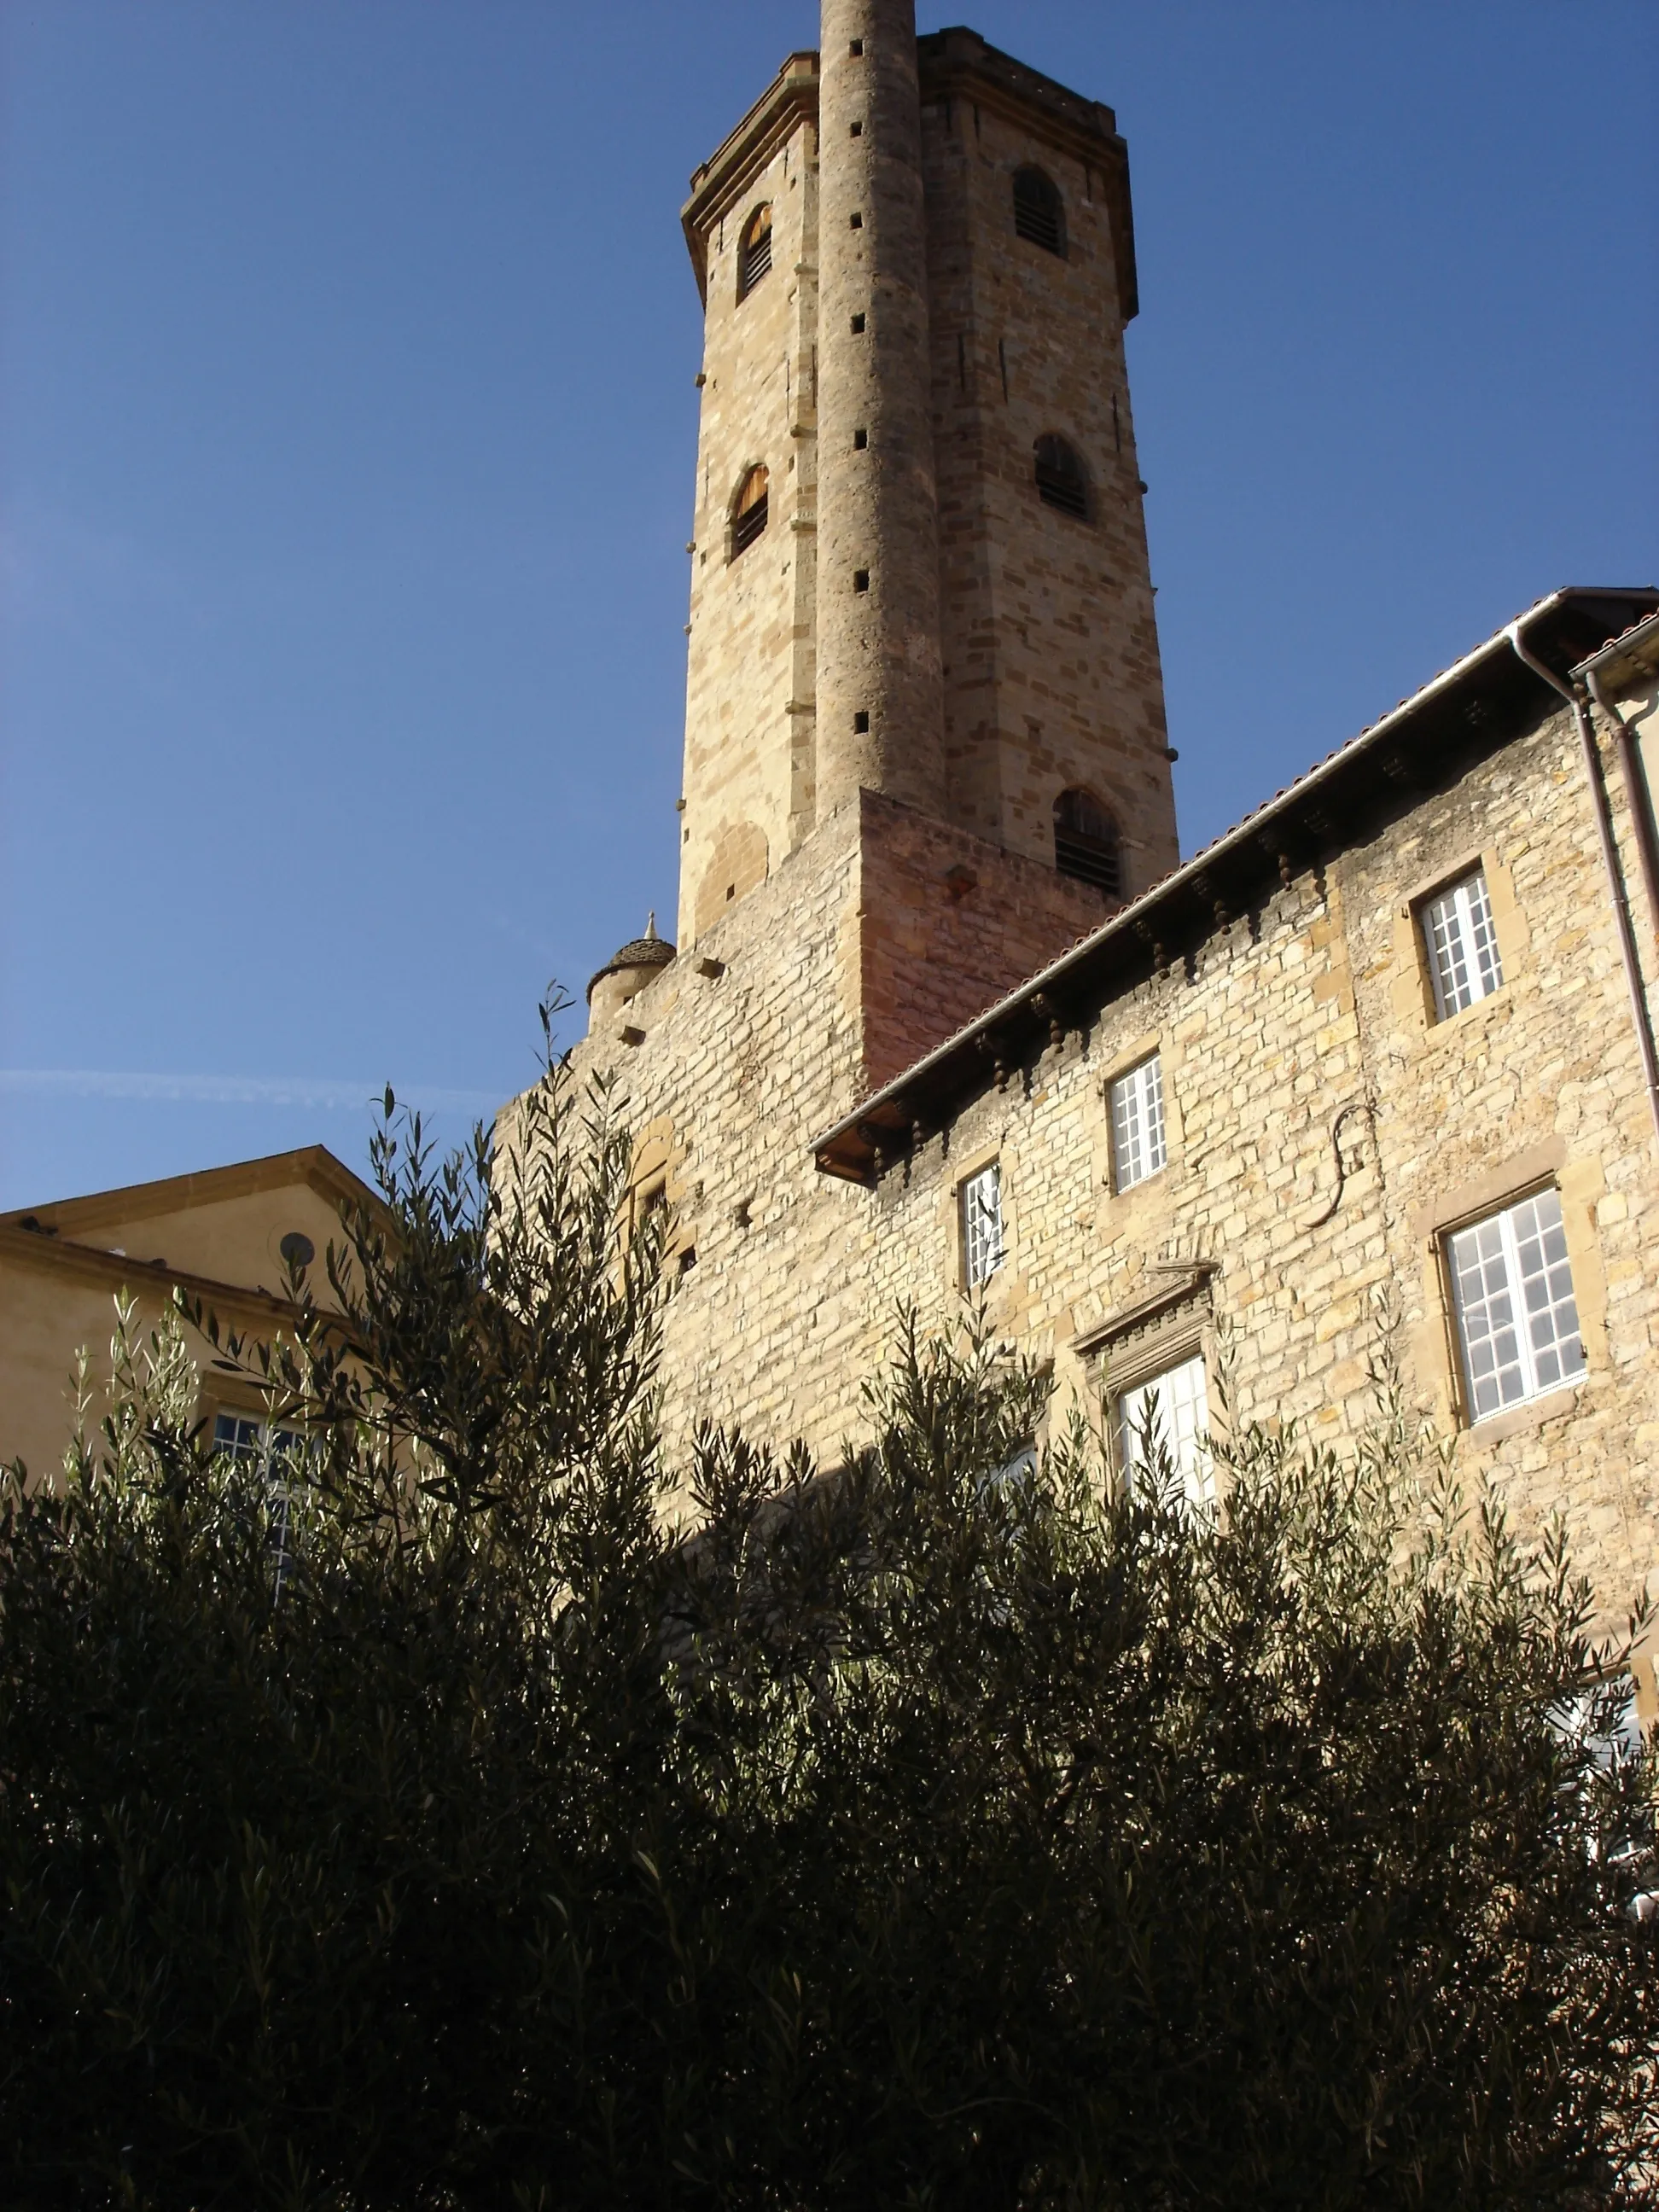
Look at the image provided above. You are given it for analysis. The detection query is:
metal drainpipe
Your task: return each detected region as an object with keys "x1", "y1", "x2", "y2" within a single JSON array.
[
  {"x1": 1505, "y1": 620, "x2": 1659, "y2": 1151},
  {"x1": 1584, "y1": 661, "x2": 1659, "y2": 948}
]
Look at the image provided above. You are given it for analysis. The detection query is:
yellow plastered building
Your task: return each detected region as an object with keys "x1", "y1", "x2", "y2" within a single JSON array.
[{"x1": 0, "y1": 1148, "x2": 377, "y2": 1480}]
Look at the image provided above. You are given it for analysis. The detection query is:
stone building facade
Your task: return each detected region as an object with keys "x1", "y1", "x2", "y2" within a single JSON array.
[
  {"x1": 812, "y1": 601, "x2": 1659, "y2": 1714},
  {"x1": 504, "y1": 2, "x2": 1659, "y2": 1714}
]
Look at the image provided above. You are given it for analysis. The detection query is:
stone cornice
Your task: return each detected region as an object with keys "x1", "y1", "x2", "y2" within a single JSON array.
[
  {"x1": 681, "y1": 38, "x2": 1138, "y2": 317},
  {"x1": 1071, "y1": 1265, "x2": 1220, "y2": 1363},
  {"x1": 682, "y1": 52, "x2": 820, "y2": 304},
  {"x1": 0, "y1": 1220, "x2": 313, "y2": 1330},
  {"x1": 917, "y1": 27, "x2": 1138, "y2": 321}
]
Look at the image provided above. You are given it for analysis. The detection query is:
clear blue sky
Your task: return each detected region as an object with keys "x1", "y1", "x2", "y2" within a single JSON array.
[{"x1": 3, "y1": 2, "x2": 1653, "y2": 1207}]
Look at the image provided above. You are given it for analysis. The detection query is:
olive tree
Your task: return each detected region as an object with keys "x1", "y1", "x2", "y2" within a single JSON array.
[{"x1": 2, "y1": 1016, "x2": 1653, "y2": 2208}]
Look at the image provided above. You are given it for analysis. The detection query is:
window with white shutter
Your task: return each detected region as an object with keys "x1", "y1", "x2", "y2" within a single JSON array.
[
  {"x1": 1109, "y1": 1054, "x2": 1167, "y2": 1192},
  {"x1": 1446, "y1": 1187, "x2": 1586, "y2": 1423},
  {"x1": 1420, "y1": 866, "x2": 1504, "y2": 1020},
  {"x1": 959, "y1": 1163, "x2": 1004, "y2": 1289},
  {"x1": 1116, "y1": 1353, "x2": 1213, "y2": 1510}
]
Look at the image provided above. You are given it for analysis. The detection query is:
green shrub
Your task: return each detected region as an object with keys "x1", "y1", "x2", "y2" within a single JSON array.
[{"x1": 2, "y1": 1027, "x2": 1653, "y2": 2208}]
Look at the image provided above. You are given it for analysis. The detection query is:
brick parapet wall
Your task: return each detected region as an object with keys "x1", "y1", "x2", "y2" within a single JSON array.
[{"x1": 857, "y1": 788, "x2": 1117, "y2": 1087}]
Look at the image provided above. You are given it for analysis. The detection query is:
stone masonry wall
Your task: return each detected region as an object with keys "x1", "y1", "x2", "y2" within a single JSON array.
[
  {"x1": 677, "y1": 25, "x2": 1181, "y2": 955},
  {"x1": 918, "y1": 47, "x2": 1178, "y2": 895},
  {"x1": 526, "y1": 15, "x2": 1658, "y2": 1726},
  {"x1": 513, "y1": 691, "x2": 1659, "y2": 1715},
  {"x1": 851, "y1": 696, "x2": 1659, "y2": 1710},
  {"x1": 537, "y1": 803, "x2": 872, "y2": 1483},
  {"x1": 679, "y1": 105, "x2": 819, "y2": 949},
  {"x1": 815, "y1": 0, "x2": 948, "y2": 820},
  {"x1": 542, "y1": 785, "x2": 1116, "y2": 1464}
]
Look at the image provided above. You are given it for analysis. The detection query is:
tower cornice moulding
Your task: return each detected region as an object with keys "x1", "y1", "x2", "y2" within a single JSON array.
[
  {"x1": 682, "y1": 51, "x2": 821, "y2": 303},
  {"x1": 916, "y1": 28, "x2": 1138, "y2": 320}
]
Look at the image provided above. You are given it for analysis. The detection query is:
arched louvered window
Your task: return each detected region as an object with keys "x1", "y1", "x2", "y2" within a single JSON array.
[
  {"x1": 737, "y1": 205, "x2": 773, "y2": 300},
  {"x1": 1054, "y1": 788, "x2": 1121, "y2": 897},
  {"x1": 731, "y1": 465, "x2": 770, "y2": 558},
  {"x1": 1034, "y1": 434, "x2": 1089, "y2": 521},
  {"x1": 1013, "y1": 166, "x2": 1064, "y2": 255}
]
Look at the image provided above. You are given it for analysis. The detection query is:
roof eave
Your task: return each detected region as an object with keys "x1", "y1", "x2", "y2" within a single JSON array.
[
  {"x1": 0, "y1": 1144, "x2": 383, "y2": 1238},
  {"x1": 812, "y1": 585, "x2": 1659, "y2": 1183},
  {"x1": 0, "y1": 1220, "x2": 341, "y2": 1334},
  {"x1": 1572, "y1": 608, "x2": 1659, "y2": 688}
]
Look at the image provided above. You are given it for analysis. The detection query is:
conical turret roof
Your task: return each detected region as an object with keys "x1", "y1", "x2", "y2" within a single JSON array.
[{"x1": 586, "y1": 911, "x2": 677, "y2": 1001}]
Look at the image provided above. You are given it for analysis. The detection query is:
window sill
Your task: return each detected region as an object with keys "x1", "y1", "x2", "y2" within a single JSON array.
[
  {"x1": 1464, "y1": 1378, "x2": 1586, "y2": 1447},
  {"x1": 1423, "y1": 982, "x2": 1511, "y2": 1045},
  {"x1": 1109, "y1": 1165, "x2": 1171, "y2": 1201}
]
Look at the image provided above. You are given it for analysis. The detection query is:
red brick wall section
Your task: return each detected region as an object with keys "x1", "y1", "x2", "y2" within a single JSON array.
[{"x1": 857, "y1": 788, "x2": 1111, "y2": 1088}]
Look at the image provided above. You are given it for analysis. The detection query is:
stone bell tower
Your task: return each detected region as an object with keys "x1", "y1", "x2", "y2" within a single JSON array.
[
  {"x1": 530, "y1": 0, "x2": 1184, "y2": 1463},
  {"x1": 675, "y1": 0, "x2": 1176, "y2": 1080}
]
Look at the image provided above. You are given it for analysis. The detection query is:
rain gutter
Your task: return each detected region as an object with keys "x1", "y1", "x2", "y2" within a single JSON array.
[{"x1": 1506, "y1": 619, "x2": 1659, "y2": 1153}]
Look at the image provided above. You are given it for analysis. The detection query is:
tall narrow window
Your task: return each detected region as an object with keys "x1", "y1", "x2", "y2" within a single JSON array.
[
  {"x1": 1034, "y1": 434, "x2": 1089, "y2": 521},
  {"x1": 960, "y1": 1162, "x2": 1004, "y2": 1288},
  {"x1": 1054, "y1": 787, "x2": 1121, "y2": 896},
  {"x1": 634, "y1": 1179, "x2": 669, "y2": 1242},
  {"x1": 737, "y1": 204, "x2": 773, "y2": 300},
  {"x1": 1109, "y1": 1053, "x2": 1167, "y2": 1192},
  {"x1": 731, "y1": 465, "x2": 769, "y2": 559},
  {"x1": 1117, "y1": 1353, "x2": 1213, "y2": 1510},
  {"x1": 1012, "y1": 166, "x2": 1064, "y2": 254},
  {"x1": 1420, "y1": 865, "x2": 1504, "y2": 1020},
  {"x1": 1447, "y1": 1187, "x2": 1585, "y2": 1422},
  {"x1": 213, "y1": 1411, "x2": 302, "y2": 1592}
]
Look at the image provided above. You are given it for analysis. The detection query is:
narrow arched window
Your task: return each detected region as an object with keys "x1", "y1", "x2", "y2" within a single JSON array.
[
  {"x1": 1013, "y1": 166, "x2": 1064, "y2": 255},
  {"x1": 737, "y1": 205, "x2": 773, "y2": 300},
  {"x1": 1034, "y1": 434, "x2": 1089, "y2": 521},
  {"x1": 1054, "y1": 788, "x2": 1121, "y2": 897},
  {"x1": 731, "y1": 465, "x2": 769, "y2": 558}
]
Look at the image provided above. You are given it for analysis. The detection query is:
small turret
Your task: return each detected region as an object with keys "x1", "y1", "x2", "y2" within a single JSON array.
[{"x1": 587, "y1": 911, "x2": 677, "y2": 1033}]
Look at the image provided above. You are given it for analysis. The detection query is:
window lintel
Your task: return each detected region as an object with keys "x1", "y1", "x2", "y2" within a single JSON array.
[
  {"x1": 1409, "y1": 1138, "x2": 1565, "y2": 1243},
  {"x1": 1398, "y1": 847, "x2": 1497, "y2": 920},
  {"x1": 1072, "y1": 1262, "x2": 1218, "y2": 1371}
]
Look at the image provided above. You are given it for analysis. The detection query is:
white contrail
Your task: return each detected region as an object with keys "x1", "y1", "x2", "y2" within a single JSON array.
[{"x1": 0, "y1": 1069, "x2": 501, "y2": 1115}]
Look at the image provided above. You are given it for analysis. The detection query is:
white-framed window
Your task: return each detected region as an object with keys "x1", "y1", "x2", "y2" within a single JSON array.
[
  {"x1": 1549, "y1": 1677, "x2": 1644, "y2": 1773},
  {"x1": 212, "y1": 1410, "x2": 290, "y2": 1461},
  {"x1": 213, "y1": 1411, "x2": 303, "y2": 1589},
  {"x1": 1421, "y1": 866, "x2": 1504, "y2": 1020},
  {"x1": 1116, "y1": 1351, "x2": 1213, "y2": 1510},
  {"x1": 960, "y1": 1162, "x2": 1005, "y2": 1289},
  {"x1": 1109, "y1": 1053, "x2": 1167, "y2": 1192},
  {"x1": 1446, "y1": 1187, "x2": 1586, "y2": 1423}
]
